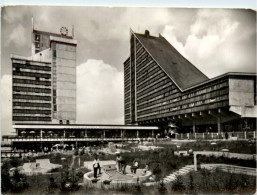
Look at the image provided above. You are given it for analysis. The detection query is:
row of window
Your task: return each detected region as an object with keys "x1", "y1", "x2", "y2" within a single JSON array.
[
  {"x1": 138, "y1": 85, "x2": 175, "y2": 105},
  {"x1": 138, "y1": 82, "x2": 172, "y2": 100},
  {"x1": 137, "y1": 70, "x2": 164, "y2": 91},
  {"x1": 13, "y1": 67, "x2": 51, "y2": 76},
  {"x1": 13, "y1": 63, "x2": 51, "y2": 71},
  {"x1": 13, "y1": 94, "x2": 51, "y2": 101},
  {"x1": 13, "y1": 116, "x2": 51, "y2": 121},
  {"x1": 137, "y1": 83, "x2": 228, "y2": 110},
  {"x1": 181, "y1": 81, "x2": 228, "y2": 100},
  {"x1": 142, "y1": 91, "x2": 228, "y2": 114},
  {"x1": 13, "y1": 86, "x2": 51, "y2": 94},
  {"x1": 138, "y1": 99, "x2": 229, "y2": 120},
  {"x1": 13, "y1": 109, "x2": 51, "y2": 114},
  {"x1": 137, "y1": 94, "x2": 229, "y2": 117},
  {"x1": 137, "y1": 75, "x2": 166, "y2": 94},
  {"x1": 13, "y1": 78, "x2": 51, "y2": 86},
  {"x1": 137, "y1": 62, "x2": 161, "y2": 85},
  {"x1": 137, "y1": 59, "x2": 155, "y2": 76},
  {"x1": 137, "y1": 78, "x2": 170, "y2": 97},
  {"x1": 13, "y1": 102, "x2": 51, "y2": 108}
]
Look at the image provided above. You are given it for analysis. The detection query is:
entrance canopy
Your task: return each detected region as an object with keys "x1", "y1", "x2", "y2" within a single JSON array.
[{"x1": 13, "y1": 123, "x2": 159, "y2": 131}]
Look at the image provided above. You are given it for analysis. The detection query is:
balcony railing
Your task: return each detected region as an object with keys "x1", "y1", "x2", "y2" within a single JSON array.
[
  {"x1": 2, "y1": 135, "x2": 151, "y2": 142},
  {"x1": 175, "y1": 131, "x2": 256, "y2": 140}
]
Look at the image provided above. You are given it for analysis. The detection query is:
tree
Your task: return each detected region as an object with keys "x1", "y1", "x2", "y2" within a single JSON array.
[
  {"x1": 48, "y1": 176, "x2": 58, "y2": 192},
  {"x1": 10, "y1": 169, "x2": 28, "y2": 193}
]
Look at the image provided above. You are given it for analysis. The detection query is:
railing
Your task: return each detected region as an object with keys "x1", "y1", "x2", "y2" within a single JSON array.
[
  {"x1": 200, "y1": 164, "x2": 256, "y2": 176},
  {"x1": 175, "y1": 131, "x2": 256, "y2": 140},
  {"x1": 2, "y1": 136, "x2": 151, "y2": 142}
]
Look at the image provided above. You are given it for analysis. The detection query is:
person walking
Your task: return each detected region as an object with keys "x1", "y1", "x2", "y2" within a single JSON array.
[
  {"x1": 93, "y1": 157, "x2": 98, "y2": 178},
  {"x1": 116, "y1": 154, "x2": 122, "y2": 172},
  {"x1": 97, "y1": 157, "x2": 102, "y2": 175},
  {"x1": 120, "y1": 159, "x2": 127, "y2": 174}
]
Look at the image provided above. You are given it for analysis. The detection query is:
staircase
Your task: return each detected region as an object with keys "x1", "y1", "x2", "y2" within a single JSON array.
[{"x1": 163, "y1": 165, "x2": 194, "y2": 184}]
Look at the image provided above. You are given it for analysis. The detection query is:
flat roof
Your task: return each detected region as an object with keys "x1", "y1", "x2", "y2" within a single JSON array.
[
  {"x1": 13, "y1": 124, "x2": 159, "y2": 130},
  {"x1": 33, "y1": 29, "x2": 73, "y2": 39},
  {"x1": 11, "y1": 54, "x2": 51, "y2": 64},
  {"x1": 184, "y1": 72, "x2": 257, "y2": 91}
]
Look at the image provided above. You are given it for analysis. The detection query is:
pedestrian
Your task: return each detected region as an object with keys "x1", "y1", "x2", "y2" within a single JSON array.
[
  {"x1": 116, "y1": 154, "x2": 122, "y2": 172},
  {"x1": 225, "y1": 132, "x2": 228, "y2": 139},
  {"x1": 120, "y1": 159, "x2": 127, "y2": 174},
  {"x1": 143, "y1": 163, "x2": 149, "y2": 175},
  {"x1": 97, "y1": 157, "x2": 102, "y2": 175},
  {"x1": 93, "y1": 157, "x2": 98, "y2": 178},
  {"x1": 131, "y1": 159, "x2": 139, "y2": 174}
]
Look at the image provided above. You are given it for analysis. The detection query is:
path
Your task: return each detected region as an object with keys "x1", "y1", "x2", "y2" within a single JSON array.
[
  {"x1": 163, "y1": 163, "x2": 256, "y2": 184},
  {"x1": 163, "y1": 165, "x2": 194, "y2": 184}
]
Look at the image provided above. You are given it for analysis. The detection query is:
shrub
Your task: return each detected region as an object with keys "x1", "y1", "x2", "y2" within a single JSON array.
[{"x1": 171, "y1": 175, "x2": 186, "y2": 192}]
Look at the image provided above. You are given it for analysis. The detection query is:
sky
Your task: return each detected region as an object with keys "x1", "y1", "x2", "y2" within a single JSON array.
[{"x1": 1, "y1": 6, "x2": 256, "y2": 135}]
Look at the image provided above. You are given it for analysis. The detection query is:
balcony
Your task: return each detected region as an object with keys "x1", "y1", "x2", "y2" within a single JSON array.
[{"x1": 2, "y1": 135, "x2": 149, "y2": 142}]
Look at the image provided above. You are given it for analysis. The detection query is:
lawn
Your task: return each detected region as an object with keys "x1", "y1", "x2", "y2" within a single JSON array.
[{"x1": 154, "y1": 140, "x2": 256, "y2": 154}]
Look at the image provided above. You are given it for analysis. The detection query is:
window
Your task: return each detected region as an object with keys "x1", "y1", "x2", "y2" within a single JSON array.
[
  {"x1": 189, "y1": 102, "x2": 195, "y2": 107},
  {"x1": 210, "y1": 98, "x2": 216, "y2": 102},
  {"x1": 35, "y1": 42, "x2": 40, "y2": 48},
  {"x1": 35, "y1": 34, "x2": 40, "y2": 41},
  {"x1": 182, "y1": 95, "x2": 187, "y2": 100},
  {"x1": 53, "y1": 50, "x2": 56, "y2": 57}
]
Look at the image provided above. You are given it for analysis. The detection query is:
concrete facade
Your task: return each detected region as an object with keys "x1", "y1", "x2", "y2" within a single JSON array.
[
  {"x1": 51, "y1": 38, "x2": 77, "y2": 124},
  {"x1": 12, "y1": 27, "x2": 77, "y2": 124},
  {"x1": 124, "y1": 30, "x2": 257, "y2": 134}
]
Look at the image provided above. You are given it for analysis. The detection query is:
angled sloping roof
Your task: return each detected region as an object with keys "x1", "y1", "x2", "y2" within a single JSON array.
[{"x1": 134, "y1": 32, "x2": 209, "y2": 90}]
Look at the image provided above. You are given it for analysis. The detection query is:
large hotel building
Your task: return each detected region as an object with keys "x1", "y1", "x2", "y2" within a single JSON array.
[
  {"x1": 12, "y1": 28, "x2": 77, "y2": 124},
  {"x1": 124, "y1": 30, "x2": 256, "y2": 133}
]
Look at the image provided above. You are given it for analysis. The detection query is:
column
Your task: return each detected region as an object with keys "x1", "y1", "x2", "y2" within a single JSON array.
[
  {"x1": 103, "y1": 130, "x2": 106, "y2": 139},
  {"x1": 194, "y1": 153, "x2": 197, "y2": 171},
  {"x1": 137, "y1": 130, "x2": 139, "y2": 138},
  {"x1": 40, "y1": 130, "x2": 42, "y2": 139},
  {"x1": 217, "y1": 116, "x2": 221, "y2": 134},
  {"x1": 85, "y1": 130, "x2": 87, "y2": 138},
  {"x1": 120, "y1": 130, "x2": 123, "y2": 138},
  {"x1": 152, "y1": 130, "x2": 154, "y2": 138},
  {"x1": 63, "y1": 130, "x2": 66, "y2": 138},
  {"x1": 193, "y1": 120, "x2": 196, "y2": 133}
]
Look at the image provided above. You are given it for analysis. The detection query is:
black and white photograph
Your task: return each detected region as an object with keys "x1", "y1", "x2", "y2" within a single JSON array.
[{"x1": 1, "y1": 2, "x2": 256, "y2": 194}]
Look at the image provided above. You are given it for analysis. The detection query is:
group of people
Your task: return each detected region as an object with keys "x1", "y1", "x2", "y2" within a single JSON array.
[
  {"x1": 116, "y1": 154, "x2": 139, "y2": 174},
  {"x1": 93, "y1": 154, "x2": 148, "y2": 178}
]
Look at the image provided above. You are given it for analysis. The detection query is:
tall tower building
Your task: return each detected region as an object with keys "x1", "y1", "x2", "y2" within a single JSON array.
[
  {"x1": 11, "y1": 26, "x2": 77, "y2": 124},
  {"x1": 124, "y1": 30, "x2": 256, "y2": 133}
]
